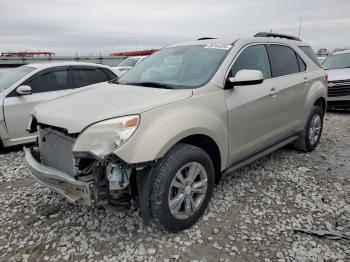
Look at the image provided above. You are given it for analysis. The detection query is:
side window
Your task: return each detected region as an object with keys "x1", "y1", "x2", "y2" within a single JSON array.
[
  {"x1": 72, "y1": 68, "x2": 111, "y2": 88},
  {"x1": 299, "y1": 46, "x2": 322, "y2": 67},
  {"x1": 266, "y1": 45, "x2": 300, "y2": 77},
  {"x1": 231, "y1": 45, "x2": 271, "y2": 79},
  {"x1": 297, "y1": 55, "x2": 306, "y2": 72},
  {"x1": 104, "y1": 69, "x2": 117, "y2": 79},
  {"x1": 26, "y1": 69, "x2": 69, "y2": 93}
]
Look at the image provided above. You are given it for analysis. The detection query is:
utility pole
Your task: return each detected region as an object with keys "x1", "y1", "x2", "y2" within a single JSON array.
[{"x1": 298, "y1": 17, "x2": 303, "y2": 38}]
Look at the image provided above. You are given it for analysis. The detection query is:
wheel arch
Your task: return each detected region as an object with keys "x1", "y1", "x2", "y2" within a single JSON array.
[
  {"x1": 313, "y1": 96, "x2": 326, "y2": 115},
  {"x1": 303, "y1": 76, "x2": 327, "y2": 124},
  {"x1": 177, "y1": 134, "x2": 222, "y2": 184},
  {"x1": 114, "y1": 101, "x2": 229, "y2": 171}
]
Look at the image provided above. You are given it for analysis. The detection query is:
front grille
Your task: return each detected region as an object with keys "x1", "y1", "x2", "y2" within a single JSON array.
[
  {"x1": 38, "y1": 126, "x2": 77, "y2": 176},
  {"x1": 328, "y1": 79, "x2": 350, "y2": 97}
]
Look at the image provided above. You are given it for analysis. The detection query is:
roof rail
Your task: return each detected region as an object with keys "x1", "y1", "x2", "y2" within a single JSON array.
[
  {"x1": 197, "y1": 37, "x2": 217, "y2": 40},
  {"x1": 254, "y1": 32, "x2": 301, "y2": 41}
]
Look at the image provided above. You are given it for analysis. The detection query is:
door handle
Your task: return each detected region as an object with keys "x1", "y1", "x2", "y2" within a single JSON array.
[{"x1": 269, "y1": 87, "x2": 279, "y2": 97}]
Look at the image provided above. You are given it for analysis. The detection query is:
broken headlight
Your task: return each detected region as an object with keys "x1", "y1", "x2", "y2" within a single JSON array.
[{"x1": 72, "y1": 115, "x2": 140, "y2": 158}]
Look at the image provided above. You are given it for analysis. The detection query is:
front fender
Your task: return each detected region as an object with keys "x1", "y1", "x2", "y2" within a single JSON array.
[{"x1": 114, "y1": 91, "x2": 228, "y2": 170}]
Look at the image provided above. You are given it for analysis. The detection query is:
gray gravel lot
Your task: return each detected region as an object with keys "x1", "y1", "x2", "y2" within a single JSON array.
[{"x1": 0, "y1": 112, "x2": 349, "y2": 262}]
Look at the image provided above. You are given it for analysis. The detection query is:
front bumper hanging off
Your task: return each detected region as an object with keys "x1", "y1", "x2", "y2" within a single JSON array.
[{"x1": 24, "y1": 147, "x2": 94, "y2": 206}]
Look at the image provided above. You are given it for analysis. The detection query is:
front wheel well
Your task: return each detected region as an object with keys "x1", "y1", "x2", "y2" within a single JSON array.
[
  {"x1": 178, "y1": 134, "x2": 222, "y2": 184},
  {"x1": 313, "y1": 97, "x2": 326, "y2": 116}
]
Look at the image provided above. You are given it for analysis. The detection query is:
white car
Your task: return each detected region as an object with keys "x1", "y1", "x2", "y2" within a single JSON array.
[
  {"x1": 0, "y1": 62, "x2": 118, "y2": 149},
  {"x1": 113, "y1": 56, "x2": 147, "y2": 75},
  {"x1": 323, "y1": 49, "x2": 350, "y2": 109}
]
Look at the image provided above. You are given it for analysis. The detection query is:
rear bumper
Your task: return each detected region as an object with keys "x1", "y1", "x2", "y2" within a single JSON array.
[{"x1": 24, "y1": 147, "x2": 94, "y2": 205}]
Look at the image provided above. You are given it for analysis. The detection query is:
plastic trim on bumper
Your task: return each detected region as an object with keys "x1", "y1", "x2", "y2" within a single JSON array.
[
  {"x1": 327, "y1": 95, "x2": 350, "y2": 101},
  {"x1": 24, "y1": 147, "x2": 94, "y2": 205}
]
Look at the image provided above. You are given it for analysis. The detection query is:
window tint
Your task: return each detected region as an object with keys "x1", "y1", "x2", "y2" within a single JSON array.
[
  {"x1": 27, "y1": 69, "x2": 70, "y2": 93},
  {"x1": 72, "y1": 68, "x2": 111, "y2": 88},
  {"x1": 297, "y1": 55, "x2": 306, "y2": 72},
  {"x1": 300, "y1": 46, "x2": 322, "y2": 67},
  {"x1": 266, "y1": 45, "x2": 300, "y2": 77},
  {"x1": 231, "y1": 45, "x2": 271, "y2": 79}
]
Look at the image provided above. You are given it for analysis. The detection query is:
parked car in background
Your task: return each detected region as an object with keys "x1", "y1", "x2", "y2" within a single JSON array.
[
  {"x1": 317, "y1": 56, "x2": 327, "y2": 64},
  {"x1": 0, "y1": 62, "x2": 118, "y2": 148},
  {"x1": 113, "y1": 56, "x2": 147, "y2": 75},
  {"x1": 323, "y1": 49, "x2": 350, "y2": 109},
  {"x1": 25, "y1": 33, "x2": 327, "y2": 232}
]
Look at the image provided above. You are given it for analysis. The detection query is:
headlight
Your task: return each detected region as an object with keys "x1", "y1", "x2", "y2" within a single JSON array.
[{"x1": 73, "y1": 115, "x2": 140, "y2": 158}]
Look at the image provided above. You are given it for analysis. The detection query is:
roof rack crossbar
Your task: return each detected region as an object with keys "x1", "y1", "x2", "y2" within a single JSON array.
[
  {"x1": 197, "y1": 37, "x2": 217, "y2": 41},
  {"x1": 254, "y1": 32, "x2": 301, "y2": 41}
]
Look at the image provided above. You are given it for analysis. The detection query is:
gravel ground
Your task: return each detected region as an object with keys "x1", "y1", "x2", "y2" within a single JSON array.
[{"x1": 0, "y1": 112, "x2": 349, "y2": 262}]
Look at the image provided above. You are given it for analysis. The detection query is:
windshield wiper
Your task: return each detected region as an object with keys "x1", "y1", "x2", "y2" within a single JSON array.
[{"x1": 125, "y1": 82, "x2": 175, "y2": 89}]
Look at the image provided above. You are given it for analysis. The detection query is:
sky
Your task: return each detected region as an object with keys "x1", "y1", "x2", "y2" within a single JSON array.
[{"x1": 0, "y1": 0, "x2": 349, "y2": 56}]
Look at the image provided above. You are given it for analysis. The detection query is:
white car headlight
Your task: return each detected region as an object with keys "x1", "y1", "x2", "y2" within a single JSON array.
[{"x1": 73, "y1": 115, "x2": 140, "y2": 158}]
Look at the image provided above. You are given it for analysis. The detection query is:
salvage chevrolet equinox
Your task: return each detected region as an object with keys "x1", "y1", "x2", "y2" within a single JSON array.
[{"x1": 25, "y1": 33, "x2": 327, "y2": 232}]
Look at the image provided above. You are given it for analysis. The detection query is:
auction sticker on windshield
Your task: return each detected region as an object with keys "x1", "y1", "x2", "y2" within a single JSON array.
[{"x1": 204, "y1": 44, "x2": 232, "y2": 50}]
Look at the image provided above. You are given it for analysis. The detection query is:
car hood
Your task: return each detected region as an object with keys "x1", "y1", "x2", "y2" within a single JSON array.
[
  {"x1": 326, "y1": 68, "x2": 350, "y2": 82},
  {"x1": 32, "y1": 82, "x2": 193, "y2": 133}
]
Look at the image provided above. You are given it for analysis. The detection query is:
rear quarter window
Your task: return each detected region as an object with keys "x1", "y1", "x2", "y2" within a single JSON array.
[
  {"x1": 299, "y1": 46, "x2": 322, "y2": 67},
  {"x1": 297, "y1": 55, "x2": 306, "y2": 72}
]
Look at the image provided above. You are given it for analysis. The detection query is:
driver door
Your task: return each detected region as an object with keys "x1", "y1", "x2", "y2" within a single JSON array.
[{"x1": 3, "y1": 67, "x2": 72, "y2": 141}]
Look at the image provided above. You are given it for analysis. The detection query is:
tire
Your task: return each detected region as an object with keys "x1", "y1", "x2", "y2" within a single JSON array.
[
  {"x1": 293, "y1": 106, "x2": 324, "y2": 152},
  {"x1": 151, "y1": 143, "x2": 215, "y2": 232},
  {"x1": 0, "y1": 139, "x2": 4, "y2": 154}
]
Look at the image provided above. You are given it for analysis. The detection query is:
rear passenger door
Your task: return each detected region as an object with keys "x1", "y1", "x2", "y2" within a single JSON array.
[
  {"x1": 266, "y1": 44, "x2": 308, "y2": 135},
  {"x1": 71, "y1": 66, "x2": 115, "y2": 89}
]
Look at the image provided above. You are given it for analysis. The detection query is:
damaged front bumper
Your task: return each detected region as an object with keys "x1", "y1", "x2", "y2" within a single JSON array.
[{"x1": 24, "y1": 147, "x2": 94, "y2": 206}]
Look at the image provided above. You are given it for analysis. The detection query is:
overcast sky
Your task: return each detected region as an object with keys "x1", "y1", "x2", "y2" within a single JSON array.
[{"x1": 1, "y1": 0, "x2": 349, "y2": 56}]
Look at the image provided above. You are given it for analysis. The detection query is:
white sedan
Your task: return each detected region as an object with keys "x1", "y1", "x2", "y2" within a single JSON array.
[{"x1": 0, "y1": 62, "x2": 118, "y2": 149}]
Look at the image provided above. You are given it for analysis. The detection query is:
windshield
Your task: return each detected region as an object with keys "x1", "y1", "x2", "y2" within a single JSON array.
[
  {"x1": 323, "y1": 53, "x2": 350, "y2": 70},
  {"x1": 118, "y1": 58, "x2": 139, "y2": 67},
  {"x1": 118, "y1": 45, "x2": 231, "y2": 89},
  {"x1": 0, "y1": 66, "x2": 35, "y2": 92}
]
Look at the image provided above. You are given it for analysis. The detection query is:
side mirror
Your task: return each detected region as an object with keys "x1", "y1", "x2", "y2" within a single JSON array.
[
  {"x1": 16, "y1": 85, "x2": 32, "y2": 95},
  {"x1": 225, "y1": 69, "x2": 264, "y2": 89}
]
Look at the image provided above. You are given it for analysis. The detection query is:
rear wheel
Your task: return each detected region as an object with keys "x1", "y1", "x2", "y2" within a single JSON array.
[
  {"x1": 150, "y1": 143, "x2": 215, "y2": 232},
  {"x1": 293, "y1": 106, "x2": 323, "y2": 152},
  {"x1": 0, "y1": 138, "x2": 4, "y2": 154}
]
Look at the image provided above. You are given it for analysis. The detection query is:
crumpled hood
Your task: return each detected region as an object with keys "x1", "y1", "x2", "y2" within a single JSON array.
[
  {"x1": 327, "y1": 68, "x2": 350, "y2": 82},
  {"x1": 32, "y1": 82, "x2": 192, "y2": 133}
]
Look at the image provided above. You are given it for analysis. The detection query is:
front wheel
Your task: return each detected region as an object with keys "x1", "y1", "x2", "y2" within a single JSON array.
[
  {"x1": 293, "y1": 106, "x2": 324, "y2": 152},
  {"x1": 150, "y1": 144, "x2": 215, "y2": 232}
]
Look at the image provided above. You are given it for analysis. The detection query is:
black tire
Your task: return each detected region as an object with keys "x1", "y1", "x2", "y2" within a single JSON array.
[
  {"x1": 293, "y1": 106, "x2": 324, "y2": 152},
  {"x1": 0, "y1": 139, "x2": 4, "y2": 154},
  {"x1": 151, "y1": 143, "x2": 215, "y2": 232}
]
